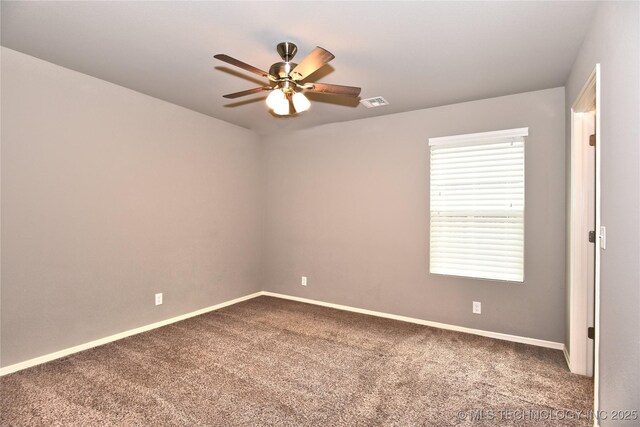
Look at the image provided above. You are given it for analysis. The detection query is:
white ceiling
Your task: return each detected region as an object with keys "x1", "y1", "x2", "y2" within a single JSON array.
[{"x1": 1, "y1": 1, "x2": 596, "y2": 135}]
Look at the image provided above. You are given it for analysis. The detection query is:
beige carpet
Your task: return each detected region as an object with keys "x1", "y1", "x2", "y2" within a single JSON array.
[{"x1": 1, "y1": 296, "x2": 593, "y2": 426}]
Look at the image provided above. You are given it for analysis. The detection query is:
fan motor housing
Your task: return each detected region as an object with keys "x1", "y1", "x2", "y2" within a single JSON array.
[{"x1": 269, "y1": 61, "x2": 298, "y2": 80}]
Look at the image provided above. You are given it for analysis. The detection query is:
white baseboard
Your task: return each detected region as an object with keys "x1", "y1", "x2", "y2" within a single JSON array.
[
  {"x1": 261, "y1": 291, "x2": 564, "y2": 350},
  {"x1": 0, "y1": 292, "x2": 263, "y2": 376},
  {"x1": 1, "y1": 290, "x2": 565, "y2": 376},
  {"x1": 563, "y1": 345, "x2": 572, "y2": 370}
]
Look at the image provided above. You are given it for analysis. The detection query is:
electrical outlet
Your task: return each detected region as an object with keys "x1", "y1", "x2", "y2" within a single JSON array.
[
  {"x1": 155, "y1": 293, "x2": 163, "y2": 306},
  {"x1": 472, "y1": 301, "x2": 481, "y2": 314},
  {"x1": 301, "y1": 276, "x2": 307, "y2": 286}
]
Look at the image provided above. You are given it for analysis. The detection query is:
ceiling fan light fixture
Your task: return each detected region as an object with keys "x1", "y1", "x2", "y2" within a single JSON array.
[
  {"x1": 215, "y1": 42, "x2": 361, "y2": 116},
  {"x1": 292, "y1": 92, "x2": 311, "y2": 113}
]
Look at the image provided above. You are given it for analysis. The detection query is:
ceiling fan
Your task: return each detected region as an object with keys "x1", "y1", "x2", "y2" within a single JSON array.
[{"x1": 214, "y1": 42, "x2": 361, "y2": 115}]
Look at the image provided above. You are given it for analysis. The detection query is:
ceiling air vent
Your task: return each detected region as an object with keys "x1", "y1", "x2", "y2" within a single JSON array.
[{"x1": 360, "y1": 96, "x2": 389, "y2": 108}]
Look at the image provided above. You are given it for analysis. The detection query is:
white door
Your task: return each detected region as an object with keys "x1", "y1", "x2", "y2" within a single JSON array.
[{"x1": 568, "y1": 64, "x2": 600, "y2": 381}]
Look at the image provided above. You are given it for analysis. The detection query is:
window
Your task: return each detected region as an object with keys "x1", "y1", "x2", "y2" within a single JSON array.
[{"x1": 429, "y1": 128, "x2": 527, "y2": 282}]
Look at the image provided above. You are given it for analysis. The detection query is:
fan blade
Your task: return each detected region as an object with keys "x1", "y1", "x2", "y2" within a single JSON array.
[
  {"x1": 290, "y1": 47, "x2": 335, "y2": 81},
  {"x1": 214, "y1": 54, "x2": 277, "y2": 81},
  {"x1": 306, "y1": 82, "x2": 361, "y2": 97},
  {"x1": 222, "y1": 86, "x2": 272, "y2": 99}
]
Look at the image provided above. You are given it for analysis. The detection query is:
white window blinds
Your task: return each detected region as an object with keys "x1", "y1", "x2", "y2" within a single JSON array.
[{"x1": 429, "y1": 128, "x2": 527, "y2": 282}]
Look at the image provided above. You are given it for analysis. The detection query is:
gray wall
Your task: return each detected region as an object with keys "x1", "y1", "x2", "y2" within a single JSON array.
[
  {"x1": 263, "y1": 87, "x2": 566, "y2": 343},
  {"x1": 1, "y1": 48, "x2": 263, "y2": 367},
  {"x1": 565, "y1": 2, "x2": 640, "y2": 420}
]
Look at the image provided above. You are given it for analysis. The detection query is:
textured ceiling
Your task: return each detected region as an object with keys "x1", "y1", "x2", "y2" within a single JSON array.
[{"x1": 1, "y1": 1, "x2": 597, "y2": 135}]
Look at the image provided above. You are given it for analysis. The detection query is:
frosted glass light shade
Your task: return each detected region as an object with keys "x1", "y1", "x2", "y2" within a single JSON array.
[
  {"x1": 273, "y1": 101, "x2": 290, "y2": 115},
  {"x1": 266, "y1": 89, "x2": 287, "y2": 110},
  {"x1": 292, "y1": 92, "x2": 311, "y2": 113}
]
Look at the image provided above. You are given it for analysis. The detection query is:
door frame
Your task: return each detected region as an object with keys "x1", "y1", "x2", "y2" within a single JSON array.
[{"x1": 567, "y1": 63, "x2": 600, "y2": 417}]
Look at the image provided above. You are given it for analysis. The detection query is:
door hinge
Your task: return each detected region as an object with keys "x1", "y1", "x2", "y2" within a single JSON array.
[
  {"x1": 588, "y1": 327, "x2": 595, "y2": 340},
  {"x1": 588, "y1": 230, "x2": 596, "y2": 243},
  {"x1": 589, "y1": 134, "x2": 596, "y2": 147}
]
